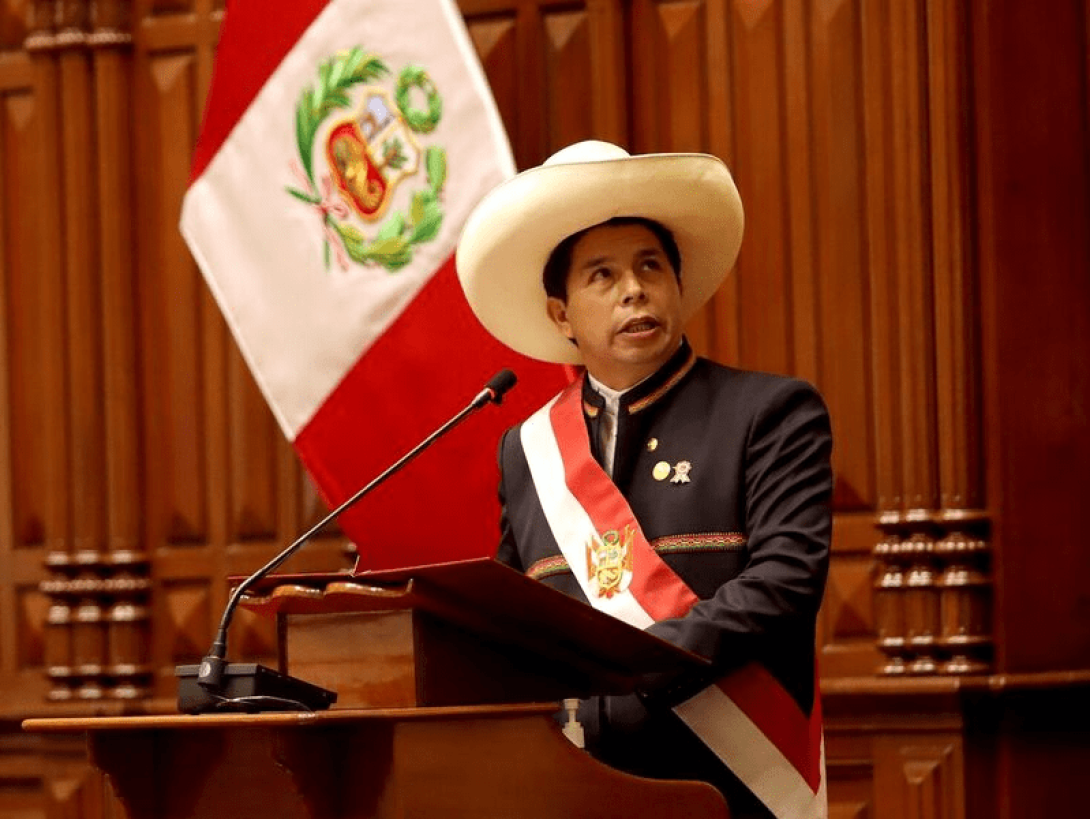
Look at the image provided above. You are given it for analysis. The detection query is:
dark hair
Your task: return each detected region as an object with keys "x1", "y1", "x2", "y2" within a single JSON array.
[{"x1": 542, "y1": 216, "x2": 682, "y2": 301}]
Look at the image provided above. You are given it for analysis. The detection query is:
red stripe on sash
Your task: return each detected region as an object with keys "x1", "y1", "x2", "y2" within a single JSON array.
[
  {"x1": 542, "y1": 377, "x2": 824, "y2": 806},
  {"x1": 717, "y1": 663, "x2": 823, "y2": 792},
  {"x1": 549, "y1": 381, "x2": 699, "y2": 621}
]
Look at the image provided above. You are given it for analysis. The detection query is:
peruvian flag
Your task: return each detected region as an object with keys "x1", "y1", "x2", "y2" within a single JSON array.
[{"x1": 180, "y1": 0, "x2": 565, "y2": 569}]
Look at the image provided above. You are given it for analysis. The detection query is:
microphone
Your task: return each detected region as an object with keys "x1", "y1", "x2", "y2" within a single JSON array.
[
  {"x1": 471, "y1": 368, "x2": 517, "y2": 408},
  {"x1": 177, "y1": 369, "x2": 518, "y2": 713}
]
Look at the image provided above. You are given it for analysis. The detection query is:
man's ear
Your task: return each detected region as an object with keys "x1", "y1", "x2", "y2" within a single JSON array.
[{"x1": 546, "y1": 296, "x2": 575, "y2": 341}]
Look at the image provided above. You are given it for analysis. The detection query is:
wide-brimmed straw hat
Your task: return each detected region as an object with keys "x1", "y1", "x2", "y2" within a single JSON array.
[{"x1": 456, "y1": 140, "x2": 744, "y2": 364}]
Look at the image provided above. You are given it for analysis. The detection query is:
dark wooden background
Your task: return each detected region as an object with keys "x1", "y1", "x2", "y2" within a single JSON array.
[{"x1": 0, "y1": 0, "x2": 1087, "y2": 816}]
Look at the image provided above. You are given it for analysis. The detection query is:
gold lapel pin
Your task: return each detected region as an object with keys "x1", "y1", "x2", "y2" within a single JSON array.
[{"x1": 670, "y1": 461, "x2": 692, "y2": 484}]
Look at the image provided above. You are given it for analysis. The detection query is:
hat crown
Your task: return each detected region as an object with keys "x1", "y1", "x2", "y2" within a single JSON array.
[{"x1": 543, "y1": 140, "x2": 631, "y2": 167}]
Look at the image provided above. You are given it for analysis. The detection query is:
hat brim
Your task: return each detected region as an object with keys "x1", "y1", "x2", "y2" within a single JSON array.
[{"x1": 456, "y1": 152, "x2": 744, "y2": 364}]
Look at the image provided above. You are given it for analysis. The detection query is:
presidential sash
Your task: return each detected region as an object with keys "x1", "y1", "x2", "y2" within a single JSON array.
[{"x1": 520, "y1": 378, "x2": 827, "y2": 819}]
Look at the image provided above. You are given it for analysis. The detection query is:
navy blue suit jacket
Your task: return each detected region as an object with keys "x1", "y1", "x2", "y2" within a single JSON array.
[{"x1": 497, "y1": 340, "x2": 833, "y2": 817}]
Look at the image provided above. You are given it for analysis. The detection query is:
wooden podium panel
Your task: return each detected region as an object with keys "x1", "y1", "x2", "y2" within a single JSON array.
[
  {"x1": 25, "y1": 706, "x2": 729, "y2": 819},
  {"x1": 243, "y1": 559, "x2": 711, "y2": 709}
]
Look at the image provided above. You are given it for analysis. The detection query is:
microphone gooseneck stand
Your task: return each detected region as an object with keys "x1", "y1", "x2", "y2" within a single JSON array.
[{"x1": 177, "y1": 369, "x2": 518, "y2": 714}]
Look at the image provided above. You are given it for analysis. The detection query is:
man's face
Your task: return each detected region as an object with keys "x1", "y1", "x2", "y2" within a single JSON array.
[{"x1": 546, "y1": 223, "x2": 683, "y2": 390}]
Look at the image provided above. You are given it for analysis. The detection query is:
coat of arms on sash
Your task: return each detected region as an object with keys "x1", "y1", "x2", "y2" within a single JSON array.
[
  {"x1": 286, "y1": 47, "x2": 447, "y2": 273},
  {"x1": 586, "y1": 525, "x2": 635, "y2": 598}
]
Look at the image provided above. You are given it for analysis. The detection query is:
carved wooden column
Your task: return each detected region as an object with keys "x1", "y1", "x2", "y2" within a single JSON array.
[
  {"x1": 924, "y1": 0, "x2": 991, "y2": 677},
  {"x1": 27, "y1": 0, "x2": 79, "y2": 703},
  {"x1": 868, "y1": 0, "x2": 991, "y2": 677},
  {"x1": 36, "y1": 0, "x2": 147, "y2": 702}
]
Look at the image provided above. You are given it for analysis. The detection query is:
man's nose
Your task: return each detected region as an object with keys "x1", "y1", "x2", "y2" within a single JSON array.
[{"x1": 619, "y1": 269, "x2": 647, "y2": 304}]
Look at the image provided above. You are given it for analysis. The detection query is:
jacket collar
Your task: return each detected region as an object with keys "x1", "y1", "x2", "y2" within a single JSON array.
[{"x1": 581, "y1": 338, "x2": 697, "y2": 418}]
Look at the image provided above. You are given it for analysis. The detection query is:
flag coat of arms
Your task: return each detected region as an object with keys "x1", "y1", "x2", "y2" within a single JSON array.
[{"x1": 181, "y1": 0, "x2": 565, "y2": 568}]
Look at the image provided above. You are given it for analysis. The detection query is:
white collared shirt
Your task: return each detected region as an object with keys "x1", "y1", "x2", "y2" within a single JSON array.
[{"x1": 586, "y1": 374, "x2": 629, "y2": 477}]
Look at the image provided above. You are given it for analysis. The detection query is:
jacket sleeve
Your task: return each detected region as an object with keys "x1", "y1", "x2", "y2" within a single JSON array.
[
  {"x1": 495, "y1": 428, "x2": 524, "y2": 572},
  {"x1": 642, "y1": 379, "x2": 833, "y2": 701}
]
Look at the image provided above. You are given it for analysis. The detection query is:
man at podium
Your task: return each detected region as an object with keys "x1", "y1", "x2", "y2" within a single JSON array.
[{"x1": 456, "y1": 140, "x2": 833, "y2": 819}]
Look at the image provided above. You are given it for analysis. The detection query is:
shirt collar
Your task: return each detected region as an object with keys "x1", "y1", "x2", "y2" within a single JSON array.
[{"x1": 581, "y1": 338, "x2": 697, "y2": 417}]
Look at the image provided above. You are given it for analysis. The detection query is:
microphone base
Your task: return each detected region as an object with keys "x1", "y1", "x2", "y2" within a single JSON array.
[{"x1": 175, "y1": 663, "x2": 337, "y2": 714}]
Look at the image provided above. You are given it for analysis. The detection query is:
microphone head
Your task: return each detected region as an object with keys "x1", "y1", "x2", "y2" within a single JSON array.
[{"x1": 486, "y1": 369, "x2": 517, "y2": 403}]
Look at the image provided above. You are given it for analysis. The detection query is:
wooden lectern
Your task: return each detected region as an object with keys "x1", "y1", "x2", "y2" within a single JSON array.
[{"x1": 25, "y1": 559, "x2": 729, "y2": 818}]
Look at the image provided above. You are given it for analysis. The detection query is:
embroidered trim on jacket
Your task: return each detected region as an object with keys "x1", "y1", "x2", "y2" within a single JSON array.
[
  {"x1": 628, "y1": 348, "x2": 698, "y2": 413},
  {"x1": 526, "y1": 532, "x2": 746, "y2": 580},
  {"x1": 650, "y1": 532, "x2": 747, "y2": 554},
  {"x1": 527, "y1": 555, "x2": 571, "y2": 581}
]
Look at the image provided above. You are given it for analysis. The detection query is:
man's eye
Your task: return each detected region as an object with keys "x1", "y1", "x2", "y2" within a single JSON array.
[
  {"x1": 641, "y1": 258, "x2": 663, "y2": 271},
  {"x1": 590, "y1": 267, "x2": 611, "y2": 281}
]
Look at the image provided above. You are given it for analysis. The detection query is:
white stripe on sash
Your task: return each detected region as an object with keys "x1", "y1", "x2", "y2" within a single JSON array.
[
  {"x1": 518, "y1": 386, "x2": 827, "y2": 819},
  {"x1": 520, "y1": 399, "x2": 656, "y2": 629},
  {"x1": 675, "y1": 686, "x2": 827, "y2": 819}
]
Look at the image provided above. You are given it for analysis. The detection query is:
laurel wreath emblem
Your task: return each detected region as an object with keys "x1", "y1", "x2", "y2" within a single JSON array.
[{"x1": 286, "y1": 47, "x2": 447, "y2": 271}]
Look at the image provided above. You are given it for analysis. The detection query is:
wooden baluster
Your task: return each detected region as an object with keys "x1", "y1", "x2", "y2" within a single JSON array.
[
  {"x1": 874, "y1": 534, "x2": 907, "y2": 675},
  {"x1": 104, "y1": 555, "x2": 152, "y2": 699},
  {"x1": 903, "y1": 532, "x2": 940, "y2": 675},
  {"x1": 936, "y1": 527, "x2": 992, "y2": 674}
]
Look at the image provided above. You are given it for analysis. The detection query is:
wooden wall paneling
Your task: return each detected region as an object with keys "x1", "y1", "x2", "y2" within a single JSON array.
[
  {"x1": 586, "y1": 0, "x2": 626, "y2": 145},
  {"x1": 53, "y1": 0, "x2": 115, "y2": 703},
  {"x1": 21, "y1": 2, "x2": 80, "y2": 703},
  {"x1": 873, "y1": 734, "x2": 965, "y2": 819},
  {"x1": 807, "y1": 0, "x2": 881, "y2": 679},
  {"x1": 722, "y1": 0, "x2": 793, "y2": 376},
  {"x1": 966, "y1": 687, "x2": 1090, "y2": 819},
  {"x1": 542, "y1": 5, "x2": 596, "y2": 150},
  {"x1": 57, "y1": 0, "x2": 106, "y2": 567},
  {"x1": 90, "y1": 1, "x2": 152, "y2": 701},
  {"x1": 25, "y1": 0, "x2": 69, "y2": 554},
  {"x1": 0, "y1": 1, "x2": 28, "y2": 47},
  {"x1": 464, "y1": 1, "x2": 628, "y2": 163},
  {"x1": 888, "y1": 0, "x2": 937, "y2": 520},
  {"x1": 779, "y1": 0, "x2": 815, "y2": 385},
  {"x1": 888, "y1": 0, "x2": 944, "y2": 677},
  {"x1": 925, "y1": 0, "x2": 978, "y2": 518},
  {"x1": 823, "y1": 731, "x2": 876, "y2": 819},
  {"x1": 463, "y1": 7, "x2": 521, "y2": 160},
  {"x1": 223, "y1": 346, "x2": 280, "y2": 660},
  {"x1": 861, "y1": 0, "x2": 907, "y2": 678},
  {"x1": 921, "y1": 0, "x2": 990, "y2": 678},
  {"x1": 631, "y1": 0, "x2": 713, "y2": 356},
  {"x1": 971, "y1": 0, "x2": 1090, "y2": 674},
  {"x1": 0, "y1": 727, "x2": 109, "y2": 819},
  {"x1": 808, "y1": 0, "x2": 874, "y2": 514},
  {"x1": 0, "y1": 34, "x2": 54, "y2": 710},
  {"x1": 505, "y1": 0, "x2": 545, "y2": 167},
  {"x1": 702, "y1": 0, "x2": 740, "y2": 365},
  {"x1": 0, "y1": 52, "x2": 14, "y2": 699},
  {"x1": 461, "y1": 0, "x2": 626, "y2": 164},
  {"x1": 862, "y1": 0, "x2": 949, "y2": 679},
  {"x1": 631, "y1": 0, "x2": 708, "y2": 154},
  {"x1": 131, "y1": 2, "x2": 221, "y2": 695},
  {"x1": 822, "y1": 514, "x2": 883, "y2": 677},
  {"x1": 94, "y1": 2, "x2": 142, "y2": 552},
  {"x1": 133, "y1": 38, "x2": 207, "y2": 548}
]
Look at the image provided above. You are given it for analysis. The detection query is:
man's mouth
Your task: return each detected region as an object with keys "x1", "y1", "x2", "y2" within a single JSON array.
[{"x1": 619, "y1": 317, "x2": 660, "y2": 334}]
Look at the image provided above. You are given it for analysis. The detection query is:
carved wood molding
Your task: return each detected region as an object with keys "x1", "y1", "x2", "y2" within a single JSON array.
[
  {"x1": 41, "y1": 553, "x2": 152, "y2": 701},
  {"x1": 24, "y1": 0, "x2": 133, "y2": 51},
  {"x1": 874, "y1": 512, "x2": 992, "y2": 677}
]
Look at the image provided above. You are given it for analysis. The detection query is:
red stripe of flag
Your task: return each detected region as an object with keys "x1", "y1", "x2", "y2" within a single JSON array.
[
  {"x1": 190, "y1": 0, "x2": 331, "y2": 183},
  {"x1": 716, "y1": 663, "x2": 823, "y2": 792},
  {"x1": 549, "y1": 383, "x2": 698, "y2": 621},
  {"x1": 295, "y1": 257, "x2": 566, "y2": 571}
]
